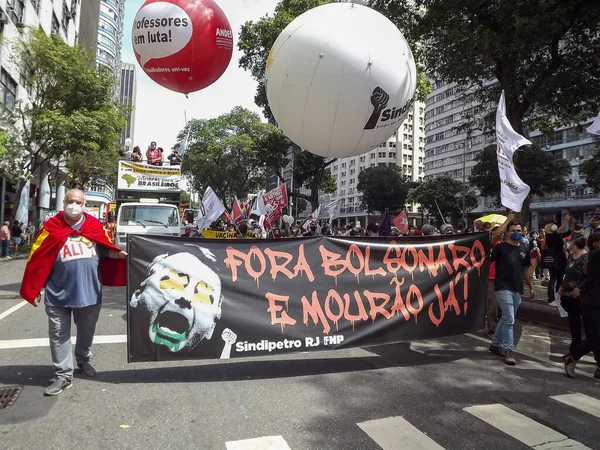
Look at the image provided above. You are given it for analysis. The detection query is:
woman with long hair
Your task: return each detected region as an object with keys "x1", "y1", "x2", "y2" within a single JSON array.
[
  {"x1": 558, "y1": 237, "x2": 588, "y2": 356},
  {"x1": 563, "y1": 232, "x2": 600, "y2": 379}
]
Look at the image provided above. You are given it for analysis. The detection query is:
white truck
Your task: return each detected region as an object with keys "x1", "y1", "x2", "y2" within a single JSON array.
[{"x1": 114, "y1": 161, "x2": 182, "y2": 250}]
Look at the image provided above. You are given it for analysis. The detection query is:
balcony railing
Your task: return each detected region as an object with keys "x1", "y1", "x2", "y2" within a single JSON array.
[{"x1": 532, "y1": 193, "x2": 600, "y2": 203}]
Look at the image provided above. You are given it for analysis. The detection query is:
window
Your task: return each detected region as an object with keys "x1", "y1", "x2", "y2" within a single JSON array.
[
  {"x1": 389, "y1": 152, "x2": 396, "y2": 158},
  {"x1": 341, "y1": 180, "x2": 346, "y2": 186},
  {"x1": 378, "y1": 163, "x2": 386, "y2": 167},
  {"x1": 370, "y1": 153, "x2": 375, "y2": 159},
  {"x1": 341, "y1": 171, "x2": 346, "y2": 177},
  {"x1": 359, "y1": 156, "x2": 365, "y2": 162},
  {"x1": 19, "y1": 61, "x2": 33, "y2": 95},
  {"x1": 341, "y1": 162, "x2": 346, "y2": 168},
  {"x1": 51, "y1": 13, "x2": 60, "y2": 36},
  {"x1": 350, "y1": 178, "x2": 355, "y2": 184},
  {"x1": 8, "y1": 0, "x2": 25, "y2": 24},
  {"x1": 378, "y1": 152, "x2": 386, "y2": 158},
  {"x1": 350, "y1": 160, "x2": 355, "y2": 166},
  {"x1": 62, "y1": 1, "x2": 70, "y2": 31},
  {"x1": 0, "y1": 69, "x2": 17, "y2": 110},
  {"x1": 31, "y1": 0, "x2": 41, "y2": 14},
  {"x1": 350, "y1": 169, "x2": 355, "y2": 175}
]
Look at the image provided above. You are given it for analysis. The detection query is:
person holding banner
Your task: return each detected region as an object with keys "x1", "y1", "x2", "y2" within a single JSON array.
[
  {"x1": 489, "y1": 215, "x2": 535, "y2": 366},
  {"x1": 19, "y1": 189, "x2": 128, "y2": 396}
]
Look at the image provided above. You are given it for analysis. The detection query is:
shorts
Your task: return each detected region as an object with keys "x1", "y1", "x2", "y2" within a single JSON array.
[{"x1": 11, "y1": 237, "x2": 21, "y2": 245}]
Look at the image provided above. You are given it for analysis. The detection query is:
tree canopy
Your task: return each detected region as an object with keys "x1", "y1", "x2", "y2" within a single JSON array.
[
  {"x1": 0, "y1": 28, "x2": 125, "y2": 219},
  {"x1": 391, "y1": 0, "x2": 600, "y2": 135},
  {"x1": 179, "y1": 106, "x2": 289, "y2": 203},
  {"x1": 578, "y1": 139, "x2": 600, "y2": 193},
  {"x1": 357, "y1": 166, "x2": 410, "y2": 214},
  {"x1": 469, "y1": 144, "x2": 572, "y2": 220},
  {"x1": 407, "y1": 176, "x2": 478, "y2": 225}
]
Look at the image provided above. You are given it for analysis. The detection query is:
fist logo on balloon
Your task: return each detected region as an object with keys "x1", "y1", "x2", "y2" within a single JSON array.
[
  {"x1": 265, "y1": 3, "x2": 417, "y2": 159},
  {"x1": 132, "y1": 0, "x2": 233, "y2": 95},
  {"x1": 364, "y1": 87, "x2": 390, "y2": 130}
]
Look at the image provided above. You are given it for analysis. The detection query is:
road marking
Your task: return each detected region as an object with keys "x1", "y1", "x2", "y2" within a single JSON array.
[
  {"x1": 464, "y1": 404, "x2": 592, "y2": 449},
  {"x1": 0, "y1": 334, "x2": 127, "y2": 350},
  {"x1": 225, "y1": 435, "x2": 291, "y2": 450},
  {"x1": 357, "y1": 416, "x2": 445, "y2": 450},
  {"x1": 465, "y1": 333, "x2": 595, "y2": 379},
  {"x1": 551, "y1": 393, "x2": 600, "y2": 419},
  {"x1": 0, "y1": 300, "x2": 27, "y2": 320}
]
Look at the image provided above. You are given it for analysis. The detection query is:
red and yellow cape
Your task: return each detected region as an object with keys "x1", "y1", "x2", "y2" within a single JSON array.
[{"x1": 20, "y1": 212, "x2": 125, "y2": 305}]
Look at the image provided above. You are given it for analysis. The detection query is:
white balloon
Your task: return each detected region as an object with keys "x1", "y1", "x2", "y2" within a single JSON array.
[
  {"x1": 124, "y1": 138, "x2": 132, "y2": 146},
  {"x1": 283, "y1": 215, "x2": 294, "y2": 224},
  {"x1": 266, "y1": 3, "x2": 417, "y2": 158}
]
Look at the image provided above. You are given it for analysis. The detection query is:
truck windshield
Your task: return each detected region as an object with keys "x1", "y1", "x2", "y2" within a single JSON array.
[{"x1": 119, "y1": 205, "x2": 179, "y2": 227}]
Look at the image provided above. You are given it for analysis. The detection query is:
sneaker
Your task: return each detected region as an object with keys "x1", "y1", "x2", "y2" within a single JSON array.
[
  {"x1": 563, "y1": 354, "x2": 576, "y2": 378},
  {"x1": 489, "y1": 344, "x2": 505, "y2": 357},
  {"x1": 78, "y1": 361, "x2": 96, "y2": 377},
  {"x1": 44, "y1": 379, "x2": 72, "y2": 396},
  {"x1": 504, "y1": 351, "x2": 516, "y2": 366},
  {"x1": 548, "y1": 300, "x2": 559, "y2": 307},
  {"x1": 594, "y1": 366, "x2": 599, "y2": 379}
]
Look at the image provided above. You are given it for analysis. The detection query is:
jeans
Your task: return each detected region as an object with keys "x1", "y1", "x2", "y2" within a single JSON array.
[
  {"x1": 547, "y1": 268, "x2": 564, "y2": 303},
  {"x1": 1, "y1": 239, "x2": 8, "y2": 257},
  {"x1": 560, "y1": 295, "x2": 584, "y2": 355},
  {"x1": 46, "y1": 303, "x2": 102, "y2": 381},
  {"x1": 492, "y1": 290, "x2": 521, "y2": 352},
  {"x1": 572, "y1": 304, "x2": 600, "y2": 366}
]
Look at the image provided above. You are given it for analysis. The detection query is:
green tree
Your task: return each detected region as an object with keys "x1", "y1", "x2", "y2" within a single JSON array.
[
  {"x1": 0, "y1": 28, "x2": 125, "y2": 220},
  {"x1": 179, "y1": 106, "x2": 289, "y2": 203},
  {"x1": 287, "y1": 148, "x2": 336, "y2": 210},
  {"x1": 579, "y1": 139, "x2": 600, "y2": 192},
  {"x1": 469, "y1": 145, "x2": 572, "y2": 221},
  {"x1": 357, "y1": 166, "x2": 410, "y2": 214},
  {"x1": 407, "y1": 176, "x2": 478, "y2": 225},
  {"x1": 393, "y1": 0, "x2": 600, "y2": 135}
]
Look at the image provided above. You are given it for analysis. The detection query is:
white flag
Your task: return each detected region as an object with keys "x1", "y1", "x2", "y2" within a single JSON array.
[
  {"x1": 303, "y1": 204, "x2": 322, "y2": 231},
  {"x1": 250, "y1": 192, "x2": 269, "y2": 216},
  {"x1": 323, "y1": 198, "x2": 342, "y2": 223},
  {"x1": 496, "y1": 91, "x2": 531, "y2": 212},
  {"x1": 196, "y1": 186, "x2": 225, "y2": 231},
  {"x1": 587, "y1": 112, "x2": 600, "y2": 135}
]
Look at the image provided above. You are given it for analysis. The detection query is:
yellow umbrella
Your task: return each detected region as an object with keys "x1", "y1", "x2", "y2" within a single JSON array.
[{"x1": 475, "y1": 214, "x2": 507, "y2": 225}]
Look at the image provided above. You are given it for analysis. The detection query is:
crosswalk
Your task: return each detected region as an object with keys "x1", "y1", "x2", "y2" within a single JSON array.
[{"x1": 225, "y1": 392, "x2": 600, "y2": 450}]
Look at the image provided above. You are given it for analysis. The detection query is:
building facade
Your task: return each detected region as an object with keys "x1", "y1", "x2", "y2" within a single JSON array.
[
  {"x1": 120, "y1": 62, "x2": 136, "y2": 150},
  {"x1": 0, "y1": 0, "x2": 82, "y2": 225},
  {"x1": 423, "y1": 80, "x2": 599, "y2": 229},
  {"x1": 77, "y1": 0, "x2": 101, "y2": 52},
  {"x1": 327, "y1": 101, "x2": 426, "y2": 227},
  {"x1": 95, "y1": 0, "x2": 124, "y2": 79}
]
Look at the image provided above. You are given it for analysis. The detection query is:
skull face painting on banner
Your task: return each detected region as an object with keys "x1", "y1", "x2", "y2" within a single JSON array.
[{"x1": 127, "y1": 234, "x2": 490, "y2": 363}]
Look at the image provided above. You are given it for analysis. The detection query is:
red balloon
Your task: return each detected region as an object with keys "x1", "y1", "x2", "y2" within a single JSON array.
[{"x1": 132, "y1": 0, "x2": 233, "y2": 95}]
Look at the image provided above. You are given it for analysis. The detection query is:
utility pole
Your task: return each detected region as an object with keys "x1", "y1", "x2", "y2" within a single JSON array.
[{"x1": 461, "y1": 114, "x2": 473, "y2": 227}]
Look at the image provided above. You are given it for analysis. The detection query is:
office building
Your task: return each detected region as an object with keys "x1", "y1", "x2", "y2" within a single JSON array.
[
  {"x1": 423, "y1": 81, "x2": 599, "y2": 228},
  {"x1": 95, "y1": 0, "x2": 125, "y2": 79},
  {"x1": 0, "y1": 0, "x2": 83, "y2": 225},
  {"x1": 77, "y1": 0, "x2": 101, "y2": 52},
  {"x1": 120, "y1": 63, "x2": 137, "y2": 150},
  {"x1": 324, "y1": 101, "x2": 426, "y2": 227}
]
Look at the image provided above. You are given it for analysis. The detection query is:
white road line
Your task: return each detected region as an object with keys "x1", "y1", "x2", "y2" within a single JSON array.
[
  {"x1": 0, "y1": 300, "x2": 27, "y2": 320},
  {"x1": 357, "y1": 416, "x2": 445, "y2": 450},
  {"x1": 465, "y1": 332, "x2": 595, "y2": 379},
  {"x1": 551, "y1": 393, "x2": 600, "y2": 419},
  {"x1": 0, "y1": 334, "x2": 127, "y2": 350},
  {"x1": 225, "y1": 435, "x2": 292, "y2": 450},
  {"x1": 464, "y1": 404, "x2": 592, "y2": 449}
]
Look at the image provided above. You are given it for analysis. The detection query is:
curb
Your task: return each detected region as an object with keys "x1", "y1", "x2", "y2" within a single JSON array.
[{"x1": 517, "y1": 299, "x2": 569, "y2": 331}]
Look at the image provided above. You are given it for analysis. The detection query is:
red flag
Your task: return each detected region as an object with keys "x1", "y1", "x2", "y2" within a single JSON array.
[
  {"x1": 231, "y1": 198, "x2": 243, "y2": 223},
  {"x1": 263, "y1": 184, "x2": 288, "y2": 227},
  {"x1": 20, "y1": 212, "x2": 123, "y2": 304},
  {"x1": 393, "y1": 210, "x2": 409, "y2": 234}
]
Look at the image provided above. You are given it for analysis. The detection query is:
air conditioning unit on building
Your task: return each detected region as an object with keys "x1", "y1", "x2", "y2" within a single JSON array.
[{"x1": 16, "y1": 15, "x2": 25, "y2": 28}]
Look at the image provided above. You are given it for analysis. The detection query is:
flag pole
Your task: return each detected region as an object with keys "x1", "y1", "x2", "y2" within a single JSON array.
[{"x1": 434, "y1": 200, "x2": 445, "y2": 224}]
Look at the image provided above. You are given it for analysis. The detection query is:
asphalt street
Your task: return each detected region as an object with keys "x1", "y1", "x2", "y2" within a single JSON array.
[{"x1": 1, "y1": 260, "x2": 599, "y2": 450}]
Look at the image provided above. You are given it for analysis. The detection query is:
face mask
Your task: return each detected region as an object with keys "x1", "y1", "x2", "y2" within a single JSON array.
[
  {"x1": 510, "y1": 232, "x2": 522, "y2": 242},
  {"x1": 65, "y1": 202, "x2": 83, "y2": 218}
]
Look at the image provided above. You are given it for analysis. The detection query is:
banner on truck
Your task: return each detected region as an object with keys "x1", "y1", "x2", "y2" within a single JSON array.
[
  {"x1": 127, "y1": 233, "x2": 490, "y2": 362},
  {"x1": 117, "y1": 161, "x2": 181, "y2": 191}
]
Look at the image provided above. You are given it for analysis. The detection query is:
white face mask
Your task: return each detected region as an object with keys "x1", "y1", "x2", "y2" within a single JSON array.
[{"x1": 65, "y1": 202, "x2": 84, "y2": 218}]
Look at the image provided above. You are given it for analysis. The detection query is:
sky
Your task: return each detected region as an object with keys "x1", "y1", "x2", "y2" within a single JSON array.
[{"x1": 122, "y1": 0, "x2": 280, "y2": 149}]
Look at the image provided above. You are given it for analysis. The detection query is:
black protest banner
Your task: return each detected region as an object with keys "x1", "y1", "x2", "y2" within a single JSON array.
[{"x1": 127, "y1": 233, "x2": 490, "y2": 362}]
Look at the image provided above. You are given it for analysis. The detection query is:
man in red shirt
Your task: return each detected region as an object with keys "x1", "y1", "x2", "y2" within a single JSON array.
[{"x1": 146, "y1": 141, "x2": 162, "y2": 166}]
